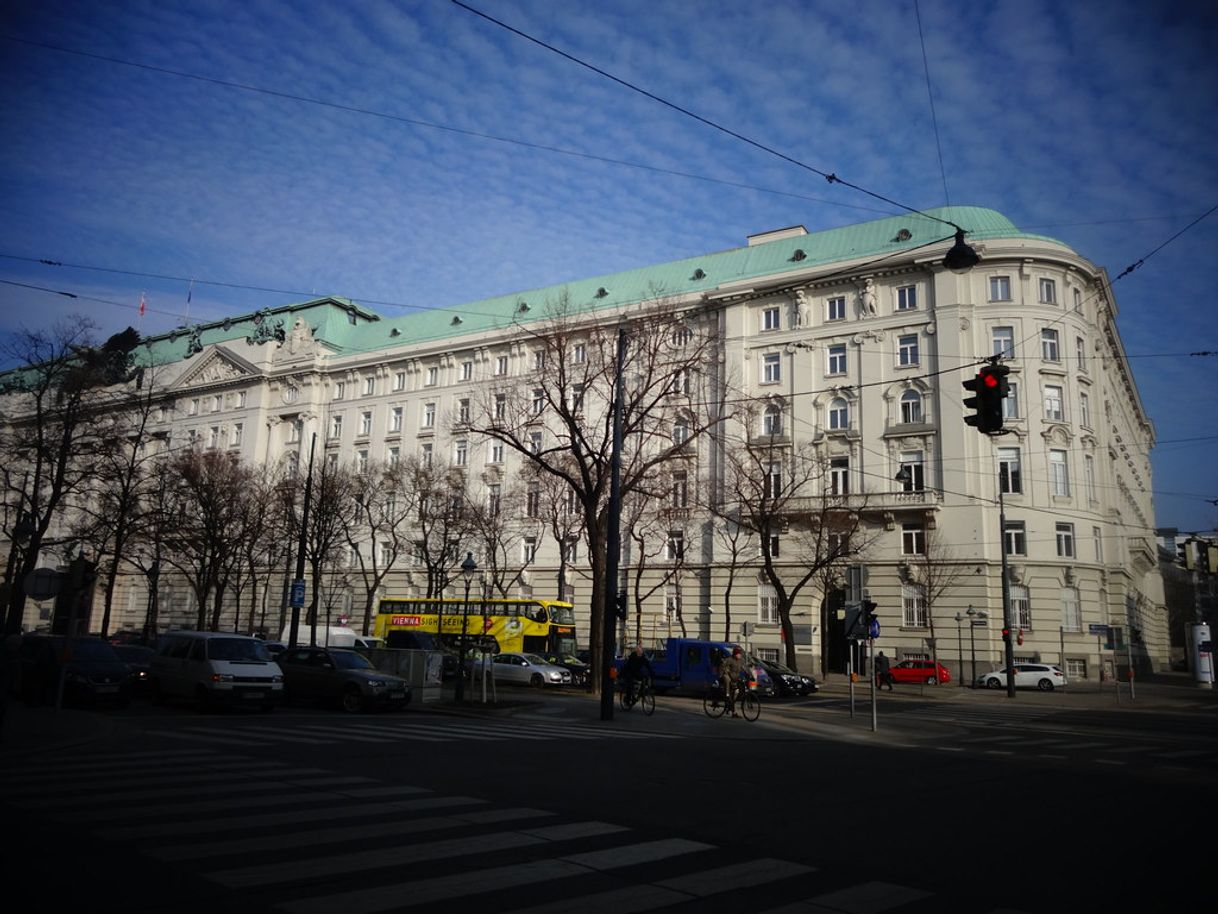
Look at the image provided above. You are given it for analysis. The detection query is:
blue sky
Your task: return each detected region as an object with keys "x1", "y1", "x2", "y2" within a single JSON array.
[{"x1": 1, "y1": 0, "x2": 1215, "y2": 532}]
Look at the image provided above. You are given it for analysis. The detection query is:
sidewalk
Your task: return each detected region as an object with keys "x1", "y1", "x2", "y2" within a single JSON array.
[{"x1": 0, "y1": 698, "x2": 116, "y2": 760}]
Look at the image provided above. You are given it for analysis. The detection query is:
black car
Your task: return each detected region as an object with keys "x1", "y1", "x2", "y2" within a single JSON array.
[
  {"x1": 15, "y1": 634, "x2": 132, "y2": 707},
  {"x1": 112, "y1": 644, "x2": 155, "y2": 695},
  {"x1": 277, "y1": 646, "x2": 411, "y2": 712},
  {"x1": 759, "y1": 658, "x2": 818, "y2": 698},
  {"x1": 539, "y1": 652, "x2": 591, "y2": 686}
]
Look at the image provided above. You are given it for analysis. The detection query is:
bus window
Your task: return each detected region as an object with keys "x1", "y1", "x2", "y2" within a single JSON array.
[{"x1": 529, "y1": 605, "x2": 546, "y2": 622}]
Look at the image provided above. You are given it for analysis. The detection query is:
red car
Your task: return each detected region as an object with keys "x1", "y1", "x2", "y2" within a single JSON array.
[{"x1": 881, "y1": 659, "x2": 952, "y2": 685}]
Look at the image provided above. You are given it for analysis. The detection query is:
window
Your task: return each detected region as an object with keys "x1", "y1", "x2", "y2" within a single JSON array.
[
  {"x1": 1065, "y1": 657, "x2": 1087, "y2": 680},
  {"x1": 1003, "y1": 521, "x2": 1026, "y2": 556},
  {"x1": 495, "y1": 356, "x2": 508, "y2": 376},
  {"x1": 1084, "y1": 454, "x2": 1097, "y2": 503},
  {"x1": 671, "y1": 325, "x2": 692, "y2": 347},
  {"x1": 1076, "y1": 336, "x2": 1087, "y2": 373},
  {"x1": 420, "y1": 442, "x2": 432, "y2": 466},
  {"x1": 359, "y1": 411, "x2": 372, "y2": 436},
  {"x1": 900, "y1": 390, "x2": 923, "y2": 424},
  {"x1": 1044, "y1": 385, "x2": 1064, "y2": 421},
  {"x1": 208, "y1": 426, "x2": 219, "y2": 449},
  {"x1": 424, "y1": 367, "x2": 437, "y2": 387},
  {"x1": 992, "y1": 326, "x2": 1014, "y2": 359},
  {"x1": 1049, "y1": 449, "x2": 1070, "y2": 496},
  {"x1": 411, "y1": 541, "x2": 425, "y2": 566},
  {"x1": 896, "y1": 285, "x2": 917, "y2": 311},
  {"x1": 357, "y1": 449, "x2": 369, "y2": 473},
  {"x1": 562, "y1": 537, "x2": 579, "y2": 564},
  {"x1": 1003, "y1": 381, "x2": 1020, "y2": 420},
  {"x1": 762, "y1": 306, "x2": 781, "y2": 331},
  {"x1": 1079, "y1": 391, "x2": 1091, "y2": 428},
  {"x1": 388, "y1": 406, "x2": 402, "y2": 433},
  {"x1": 989, "y1": 276, "x2": 1011, "y2": 301},
  {"x1": 998, "y1": 447, "x2": 1022, "y2": 494},
  {"x1": 898, "y1": 334, "x2": 919, "y2": 367},
  {"x1": 532, "y1": 389, "x2": 545, "y2": 415},
  {"x1": 454, "y1": 439, "x2": 467, "y2": 467},
  {"x1": 671, "y1": 471, "x2": 689, "y2": 508},
  {"x1": 1056, "y1": 523, "x2": 1075, "y2": 558},
  {"x1": 379, "y1": 542, "x2": 393, "y2": 566},
  {"x1": 671, "y1": 369, "x2": 692, "y2": 395},
  {"x1": 231, "y1": 423, "x2": 243, "y2": 447},
  {"x1": 522, "y1": 537, "x2": 537, "y2": 564},
  {"x1": 489, "y1": 442, "x2": 504, "y2": 464},
  {"x1": 533, "y1": 350, "x2": 546, "y2": 370},
  {"x1": 1038, "y1": 278, "x2": 1057, "y2": 304},
  {"x1": 529, "y1": 431, "x2": 542, "y2": 454},
  {"x1": 188, "y1": 397, "x2": 199, "y2": 416},
  {"x1": 573, "y1": 342, "x2": 587, "y2": 363},
  {"x1": 329, "y1": 415, "x2": 343, "y2": 440},
  {"x1": 458, "y1": 398, "x2": 470, "y2": 424},
  {"x1": 758, "y1": 585, "x2": 778, "y2": 624},
  {"x1": 1011, "y1": 585, "x2": 1031, "y2": 629},
  {"x1": 287, "y1": 420, "x2": 301, "y2": 444},
  {"x1": 762, "y1": 353, "x2": 781, "y2": 384},
  {"x1": 828, "y1": 397, "x2": 849, "y2": 430},
  {"x1": 672, "y1": 416, "x2": 690, "y2": 445},
  {"x1": 762, "y1": 404, "x2": 783, "y2": 435},
  {"x1": 564, "y1": 490, "x2": 579, "y2": 517},
  {"x1": 460, "y1": 361, "x2": 473, "y2": 381},
  {"x1": 1093, "y1": 526, "x2": 1104, "y2": 562},
  {"x1": 363, "y1": 377, "x2": 375, "y2": 396},
  {"x1": 569, "y1": 384, "x2": 585, "y2": 414},
  {"x1": 830, "y1": 457, "x2": 849, "y2": 495},
  {"x1": 1041, "y1": 329, "x2": 1060, "y2": 361},
  {"x1": 1073, "y1": 288, "x2": 1083, "y2": 313},
  {"x1": 762, "y1": 529, "x2": 779, "y2": 560},
  {"x1": 388, "y1": 446, "x2": 400, "y2": 467},
  {"x1": 902, "y1": 584, "x2": 927, "y2": 627},
  {"x1": 827, "y1": 296, "x2": 846, "y2": 321},
  {"x1": 827, "y1": 344, "x2": 847, "y2": 375},
  {"x1": 211, "y1": 395, "x2": 222, "y2": 412},
  {"x1": 325, "y1": 452, "x2": 338, "y2": 473},
  {"x1": 665, "y1": 530, "x2": 685, "y2": 561},
  {"x1": 487, "y1": 484, "x2": 501, "y2": 516},
  {"x1": 393, "y1": 371, "x2": 405, "y2": 391},
  {"x1": 899, "y1": 451, "x2": 925, "y2": 491},
  {"x1": 762, "y1": 462, "x2": 783, "y2": 499},
  {"x1": 333, "y1": 381, "x2": 345, "y2": 400},
  {"x1": 494, "y1": 393, "x2": 507, "y2": 421},
  {"x1": 422, "y1": 402, "x2": 436, "y2": 428},
  {"x1": 526, "y1": 484, "x2": 540, "y2": 518},
  {"x1": 902, "y1": 522, "x2": 925, "y2": 555}
]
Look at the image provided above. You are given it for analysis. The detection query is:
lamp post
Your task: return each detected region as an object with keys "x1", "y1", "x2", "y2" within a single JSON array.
[
  {"x1": 954, "y1": 612, "x2": 964, "y2": 687},
  {"x1": 456, "y1": 552, "x2": 478, "y2": 702},
  {"x1": 966, "y1": 605, "x2": 987, "y2": 687}
]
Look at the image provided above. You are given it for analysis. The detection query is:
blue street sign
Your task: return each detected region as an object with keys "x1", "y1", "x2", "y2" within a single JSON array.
[
  {"x1": 1088, "y1": 623, "x2": 1110, "y2": 636},
  {"x1": 290, "y1": 579, "x2": 306, "y2": 608},
  {"x1": 868, "y1": 618, "x2": 881, "y2": 640}
]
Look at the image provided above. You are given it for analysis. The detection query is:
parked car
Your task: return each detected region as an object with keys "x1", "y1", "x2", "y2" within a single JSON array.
[
  {"x1": 486, "y1": 652, "x2": 572, "y2": 687},
  {"x1": 538, "y1": 652, "x2": 590, "y2": 686},
  {"x1": 150, "y1": 631, "x2": 283, "y2": 711},
  {"x1": 277, "y1": 646, "x2": 411, "y2": 712},
  {"x1": 977, "y1": 664, "x2": 1067, "y2": 691},
  {"x1": 758, "y1": 658, "x2": 818, "y2": 697},
  {"x1": 112, "y1": 644, "x2": 155, "y2": 695},
  {"x1": 15, "y1": 635, "x2": 131, "y2": 707},
  {"x1": 883, "y1": 659, "x2": 953, "y2": 685}
]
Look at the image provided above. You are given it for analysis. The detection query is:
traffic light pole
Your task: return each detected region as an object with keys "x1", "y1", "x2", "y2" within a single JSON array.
[{"x1": 997, "y1": 466, "x2": 1016, "y2": 698}]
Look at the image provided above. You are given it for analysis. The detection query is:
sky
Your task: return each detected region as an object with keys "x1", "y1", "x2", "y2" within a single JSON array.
[{"x1": 1, "y1": 0, "x2": 1215, "y2": 533}]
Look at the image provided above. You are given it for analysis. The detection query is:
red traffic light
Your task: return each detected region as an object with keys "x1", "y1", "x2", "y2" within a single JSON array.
[{"x1": 982, "y1": 372, "x2": 999, "y2": 388}]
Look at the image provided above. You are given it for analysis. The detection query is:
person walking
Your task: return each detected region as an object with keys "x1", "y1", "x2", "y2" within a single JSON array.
[{"x1": 875, "y1": 650, "x2": 894, "y2": 690}]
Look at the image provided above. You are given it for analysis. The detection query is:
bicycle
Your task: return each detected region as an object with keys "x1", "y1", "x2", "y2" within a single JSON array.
[
  {"x1": 703, "y1": 679, "x2": 760, "y2": 721},
  {"x1": 618, "y1": 678, "x2": 655, "y2": 716}
]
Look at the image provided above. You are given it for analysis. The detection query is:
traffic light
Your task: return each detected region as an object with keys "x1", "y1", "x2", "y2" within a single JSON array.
[
  {"x1": 962, "y1": 364, "x2": 1010, "y2": 434},
  {"x1": 861, "y1": 600, "x2": 878, "y2": 638},
  {"x1": 843, "y1": 603, "x2": 864, "y2": 640},
  {"x1": 614, "y1": 589, "x2": 628, "y2": 620}
]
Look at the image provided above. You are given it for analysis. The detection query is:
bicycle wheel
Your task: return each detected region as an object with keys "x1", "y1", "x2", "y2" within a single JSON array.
[
  {"x1": 640, "y1": 686, "x2": 655, "y2": 716},
  {"x1": 703, "y1": 690, "x2": 726, "y2": 718},
  {"x1": 740, "y1": 691, "x2": 761, "y2": 721},
  {"x1": 618, "y1": 687, "x2": 632, "y2": 712}
]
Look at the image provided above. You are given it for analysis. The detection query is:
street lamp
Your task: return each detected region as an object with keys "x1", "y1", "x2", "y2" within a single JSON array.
[
  {"x1": 966, "y1": 605, "x2": 987, "y2": 687},
  {"x1": 943, "y1": 228, "x2": 980, "y2": 273},
  {"x1": 954, "y1": 612, "x2": 965, "y2": 688},
  {"x1": 456, "y1": 552, "x2": 478, "y2": 702}
]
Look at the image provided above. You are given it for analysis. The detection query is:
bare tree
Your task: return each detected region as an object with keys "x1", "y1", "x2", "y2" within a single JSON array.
[
  {"x1": 907, "y1": 525, "x2": 970, "y2": 679},
  {"x1": 405, "y1": 457, "x2": 471, "y2": 598},
  {"x1": 301, "y1": 455, "x2": 358, "y2": 639},
  {"x1": 466, "y1": 474, "x2": 536, "y2": 598},
  {"x1": 527, "y1": 464, "x2": 583, "y2": 602},
  {"x1": 709, "y1": 513, "x2": 757, "y2": 643},
  {"x1": 622, "y1": 488, "x2": 685, "y2": 644},
  {"x1": 345, "y1": 460, "x2": 420, "y2": 635},
  {"x1": 467, "y1": 295, "x2": 720, "y2": 694}
]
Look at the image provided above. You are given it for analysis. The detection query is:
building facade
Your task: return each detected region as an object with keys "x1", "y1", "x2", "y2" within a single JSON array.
[{"x1": 3, "y1": 206, "x2": 1169, "y2": 679}]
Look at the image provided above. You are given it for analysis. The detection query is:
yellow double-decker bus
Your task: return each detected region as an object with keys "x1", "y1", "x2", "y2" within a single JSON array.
[{"x1": 373, "y1": 597, "x2": 577, "y2": 656}]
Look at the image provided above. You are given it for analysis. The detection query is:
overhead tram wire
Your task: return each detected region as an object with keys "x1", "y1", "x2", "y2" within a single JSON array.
[
  {"x1": 914, "y1": 0, "x2": 951, "y2": 206},
  {"x1": 449, "y1": 0, "x2": 965, "y2": 233}
]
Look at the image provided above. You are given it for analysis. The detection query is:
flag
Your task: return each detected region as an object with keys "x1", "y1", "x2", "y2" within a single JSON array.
[
  {"x1": 139, "y1": 292, "x2": 146, "y2": 316},
  {"x1": 187, "y1": 279, "x2": 193, "y2": 304}
]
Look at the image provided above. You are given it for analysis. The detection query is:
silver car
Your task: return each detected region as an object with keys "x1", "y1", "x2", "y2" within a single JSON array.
[
  {"x1": 976, "y1": 663, "x2": 1067, "y2": 691},
  {"x1": 488, "y1": 652, "x2": 572, "y2": 688}
]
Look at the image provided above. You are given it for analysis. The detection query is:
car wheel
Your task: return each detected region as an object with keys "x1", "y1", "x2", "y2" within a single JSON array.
[
  {"x1": 1037, "y1": 678, "x2": 1054, "y2": 691},
  {"x1": 530, "y1": 673, "x2": 544, "y2": 688},
  {"x1": 985, "y1": 677, "x2": 1002, "y2": 690},
  {"x1": 925, "y1": 676, "x2": 939, "y2": 685},
  {"x1": 341, "y1": 686, "x2": 365, "y2": 713}
]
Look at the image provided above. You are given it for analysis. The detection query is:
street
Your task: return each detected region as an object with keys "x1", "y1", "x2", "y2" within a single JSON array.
[{"x1": 1, "y1": 688, "x2": 1214, "y2": 912}]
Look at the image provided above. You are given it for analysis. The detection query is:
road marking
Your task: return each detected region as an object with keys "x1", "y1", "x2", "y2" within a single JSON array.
[
  {"x1": 1093, "y1": 759, "x2": 1125, "y2": 765},
  {"x1": 1156, "y1": 749, "x2": 1211, "y2": 759},
  {"x1": 15, "y1": 774, "x2": 375, "y2": 808},
  {"x1": 508, "y1": 884, "x2": 694, "y2": 914},
  {"x1": 983, "y1": 750, "x2": 1015, "y2": 756},
  {"x1": 561, "y1": 837, "x2": 713, "y2": 870},
  {"x1": 657, "y1": 858, "x2": 815, "y2": 896},
  {"x1": 798, "y1": 879, "x2": 933, "y2": 912},
  {"x1": 934, "y1": 746, "x2": 966, "y2": 752}
]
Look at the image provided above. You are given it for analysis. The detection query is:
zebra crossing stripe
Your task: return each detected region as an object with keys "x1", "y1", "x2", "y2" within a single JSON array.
[
  {"x1": 16, "y1": 774, "x2": 377, "y2": 809},
  {"x1": 507, "y1": 884, "x2": 694, "y2": 914},
  {"x1": 655, "y1": 857, "x2": 814, "y2": 896},
  {"x1": 798, "y1": 879, "x2": 932, "y2": 912}
]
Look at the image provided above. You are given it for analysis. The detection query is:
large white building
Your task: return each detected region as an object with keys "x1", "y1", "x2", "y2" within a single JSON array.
[{"x1": 5, "y1": 206, "x2": 1169, "y2": 679}]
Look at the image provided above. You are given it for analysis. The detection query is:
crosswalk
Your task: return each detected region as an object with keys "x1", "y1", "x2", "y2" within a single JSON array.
[
  {"x1": 0, "y1": 747, "x2": 1034, "y2": 913},
  {"x1": 144, "y1": 715, "x2": 687, "y2": 750}
]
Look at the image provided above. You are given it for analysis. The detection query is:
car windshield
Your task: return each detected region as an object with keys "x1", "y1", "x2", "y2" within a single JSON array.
[
  {"x1": 113, "y1": 645, "x2": 153, "y2": 662},
  {"x1": 209, "y1": 638, "x2": 270, "y2": 661},
  {"x1": 522, "y1": 653, "x2": 547, "y2": 665},
  {"x1": 767, "y1": 660, "x2": 796, "y2": 675},
  {"x1": 67, "y1": 640, "x2": 121, "y2": 662},
  {"x1": 332, "y1": 651, "x2": 375, "y2": 670}
]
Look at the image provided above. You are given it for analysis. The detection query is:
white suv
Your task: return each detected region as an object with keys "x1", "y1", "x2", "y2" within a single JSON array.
[
  {"x1": 151, "y1": 631, "x2": 284, "y2": 711},
  {"x1": 976, "y1": 663, "x2": 1067, "y2": 691}
]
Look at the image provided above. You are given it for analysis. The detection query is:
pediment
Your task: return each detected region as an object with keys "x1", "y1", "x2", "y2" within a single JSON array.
[{"x1": 172, "y1": 346, "x2": 259, "y2": 390}]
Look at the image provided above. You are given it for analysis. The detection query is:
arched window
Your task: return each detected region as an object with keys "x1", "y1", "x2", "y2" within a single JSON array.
[
  {"x1": 900, "y1": 390, "x2": 923, "y2": 424},
  {"x1": 762, "y1": 404, "x2": 783, "y2": 436},
  {"x1": 828, "y1": 398, "x2": 849, "y2": 430},
  {"x1": 673, "y1": 414, "x2": 690, "y2": 445}
]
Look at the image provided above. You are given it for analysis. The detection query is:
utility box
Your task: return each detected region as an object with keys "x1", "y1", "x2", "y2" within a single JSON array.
[{"x1": 365, "y1": 648, "x2": 444, "y2": 703}]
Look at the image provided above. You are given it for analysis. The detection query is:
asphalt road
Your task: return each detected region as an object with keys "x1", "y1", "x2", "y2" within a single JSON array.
[{"x1": 1, "y1": 689, "x2": 1212, "y2": 912}]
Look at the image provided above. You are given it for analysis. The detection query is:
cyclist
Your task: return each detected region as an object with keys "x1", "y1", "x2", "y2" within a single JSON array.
[
  {"x1": 620, "y1": 644, "x2": 652, "y2": 707},
  {"x1": 717, "y1": 646, "x2": 749, "y2": 717}
]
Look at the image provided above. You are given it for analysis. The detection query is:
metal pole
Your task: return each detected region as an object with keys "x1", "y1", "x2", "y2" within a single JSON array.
[
  {"x1": 998, "y1": 480, "x2": 1015, "y2": 698},
  {"x1": 956, "y1": 614, "x2": 964, "y2": 687},
  {"x1": 869, "y1": 637, "x2": 877, "y2": 732},
  {"x1": 289, "y1": 433, "x2": 316, "y2": 650},
  {"x1": 456, "y1": 578, "x2": 470, "y2": 703},
  {"x1": 600, "y1": 326, "x2": 626, "y2": 721},
  {"x1": 1127, "y1": 640, "x2": 1136, "y2": 702},
  {"x1": 847, "y1": 647, "x2": 855, "y2": 717}
]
